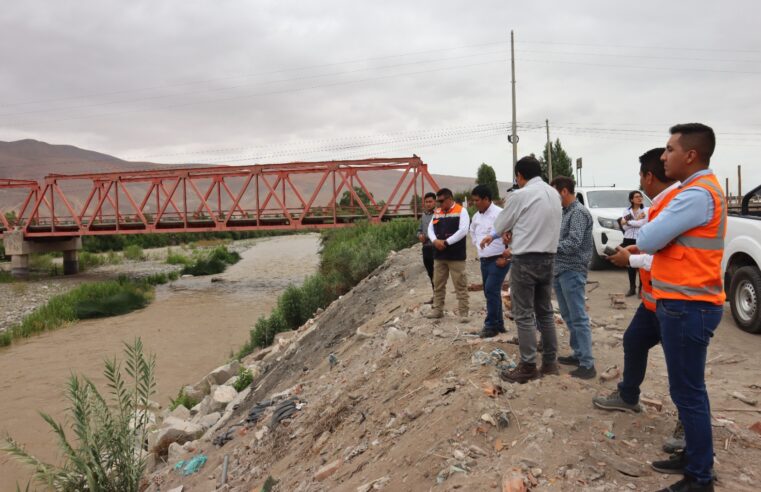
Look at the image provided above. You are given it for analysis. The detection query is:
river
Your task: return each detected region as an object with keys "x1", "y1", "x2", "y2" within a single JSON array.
[{"x1": 0, "y1": 234, "x2": 321, "y2": 490}]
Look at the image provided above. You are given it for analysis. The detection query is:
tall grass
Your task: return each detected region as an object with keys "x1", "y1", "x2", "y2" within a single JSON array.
[
  {"x1": 237, "y1": 220, "x2": 417, "y2": 358},
  {"x1": 1, "y1": 338, "x2": 157, "y2": 491},
  {"x1": 0, "y1": 274, "x2": 177, "y2": 349}
]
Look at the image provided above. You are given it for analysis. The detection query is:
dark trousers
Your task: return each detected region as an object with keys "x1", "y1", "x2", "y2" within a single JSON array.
[
  {"x1": 511, "y1": 253, "x2": 557, "y2": 365},
  {"x1": 657, "y1": 299, "x2": 722, "y2": 484},
  {"x1": 621, "y1": 238, "x2": 640, "y2": 289},
  {"x1": 422, "y1": 246, "x2": 434, "y2": 287},
  {"x1": 618, "y1": 304, "x2": 661, "y2": 405},
  {"x1": 479, "y1": 256, "x2": 510, "y2": 332}
]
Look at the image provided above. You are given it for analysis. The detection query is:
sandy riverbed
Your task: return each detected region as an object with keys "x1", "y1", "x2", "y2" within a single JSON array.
[{"x1": 0, "y1": 234, "x2": 320, "y2": 490}]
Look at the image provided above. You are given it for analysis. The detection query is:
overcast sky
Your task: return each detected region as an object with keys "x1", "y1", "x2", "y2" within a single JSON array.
[{"x1": 1, "y1": 1, "x2": 760, "y2": 193}]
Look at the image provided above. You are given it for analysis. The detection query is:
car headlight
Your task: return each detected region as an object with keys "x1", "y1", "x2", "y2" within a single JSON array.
[{"x1": 597, "y1": 217, "x2": 619, "y2": 230}]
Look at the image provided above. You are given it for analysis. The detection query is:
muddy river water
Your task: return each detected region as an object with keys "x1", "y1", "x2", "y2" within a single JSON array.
[{"x1": 0, "y1": 234, "x2": 320, "y2": 490}]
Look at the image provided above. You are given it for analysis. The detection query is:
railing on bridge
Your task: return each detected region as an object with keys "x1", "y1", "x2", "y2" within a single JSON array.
[{"x1": 0, "y1": 157, "x2": 439, "y2": 238}]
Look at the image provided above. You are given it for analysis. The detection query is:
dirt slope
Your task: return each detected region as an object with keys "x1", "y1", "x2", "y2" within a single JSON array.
[{"x1": 146, "y1": 244, "x2": 761, "y2": 492}]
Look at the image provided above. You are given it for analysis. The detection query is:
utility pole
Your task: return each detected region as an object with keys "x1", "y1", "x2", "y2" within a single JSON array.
[
  {"x1": 510, "y1": 30, "x2": 518, "y2": 176},
  {"x1": 545, "y1": 119, "x2": 553, "y2": 181},
  {"x1": 738, "y1": 164, "x2": 743, "y2": 198}
]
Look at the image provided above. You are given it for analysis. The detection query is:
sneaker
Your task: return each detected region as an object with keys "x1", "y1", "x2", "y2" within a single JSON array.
[
  {"x1": 557, "y1": 355, "x2": 580, "y2": 366},
  {"x1": 651, "y1": 452, "x2": 685, "y2": 475},
  {"x1": 570, "y1": 366, "x2": 597, "y2": 380},
  {"x1": 425, "y1": 310, "x2": 443, "y2": 319},
  {"x1": 655, "y1": 475, "x2": 714, "y2": 492},
  {"x1": 540, "y1": 362, "x2": 560, "y2": 376},
  {"x1": 663, "y1": 421, "x2": 686, "y2": 454},
  {"x1": 592, "y1": 390, "x2": 642, "y2": 413},
  {"x1": 500, "y1": 362, "x2": 539, "y2": 384}
]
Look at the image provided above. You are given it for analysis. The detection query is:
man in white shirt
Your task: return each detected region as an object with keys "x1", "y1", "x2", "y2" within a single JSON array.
[
  {"x1": 470, "y1": 184, "x2": 511, "y2": 338},
  {"x1": 426, "y1": 188, "x2": 471, "y2": 322},
  {"x1": 481, "y1": 156, "x2": 562, "y2": 383}
]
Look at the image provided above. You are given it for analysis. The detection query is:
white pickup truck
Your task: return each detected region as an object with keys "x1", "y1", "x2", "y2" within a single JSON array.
[{"x1": 723, "y1": 183, "x2": 761, "y2": 333}]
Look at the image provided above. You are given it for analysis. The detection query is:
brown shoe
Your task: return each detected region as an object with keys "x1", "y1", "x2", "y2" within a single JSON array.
[
  {"x1": 500, "y1": 362, "x2": 539, "y2": 384},
  {"x1": 540, "y1": 362, "x2": 560, "y2": 376}
]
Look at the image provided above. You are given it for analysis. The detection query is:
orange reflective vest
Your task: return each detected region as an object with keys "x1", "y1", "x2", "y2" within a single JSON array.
[
  {"x1": 639, "y1": 186, "x2": 681, "y2": 312},
  {"x1": 650, "y1": 173, "x2": 727, "y2": 305}
]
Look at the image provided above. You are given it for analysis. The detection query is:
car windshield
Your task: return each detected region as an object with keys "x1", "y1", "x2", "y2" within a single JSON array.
[{"x1": 586, "y1": 190, "x2": 652, "y2": 209}]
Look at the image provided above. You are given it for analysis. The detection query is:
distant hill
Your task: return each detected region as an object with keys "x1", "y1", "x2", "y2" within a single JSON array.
[{"x1": 0, "y1": 139, "x2": 511, "y2": 210}]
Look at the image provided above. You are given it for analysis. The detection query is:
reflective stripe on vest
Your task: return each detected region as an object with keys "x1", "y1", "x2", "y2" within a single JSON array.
[
  {"x1": 650, "y1": 173, "x2": 726, "y2": 305},
  {"x1": 639, "y1": 185, "x2": 680, "y2": 312}
]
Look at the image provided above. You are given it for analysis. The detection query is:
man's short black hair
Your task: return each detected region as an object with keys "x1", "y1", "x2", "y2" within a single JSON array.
[
  {"x1": 670, "y1": 123, "x2": 716, "y2": 165},
  {"x1": 470, "y1": 184, "x2": 492, "y2": 200},
  {"x1": 424, "y1": 192, "x2": 436, "y2": 200},
  {"x1": 550, "y1": 176, "x2": 575, "y2": 194},
  {"x1": 436, "y1": 188, "x2": 453, "y2": 199},
  {"x1": 639, "y1": 147, "x2": 671, "y2": 183},
  {"x1": 515, "y1": 156, "x2": 542, "y2": 180}
]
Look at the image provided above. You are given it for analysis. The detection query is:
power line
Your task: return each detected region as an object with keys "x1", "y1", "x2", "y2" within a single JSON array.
[{"x1": 521, "y1": 39, "x2": 761, "y2": 55}]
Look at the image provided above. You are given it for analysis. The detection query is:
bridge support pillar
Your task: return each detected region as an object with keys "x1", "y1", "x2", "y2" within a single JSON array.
[{"x1": 3, "y1": 230, "x2": 82, "y2": 277}]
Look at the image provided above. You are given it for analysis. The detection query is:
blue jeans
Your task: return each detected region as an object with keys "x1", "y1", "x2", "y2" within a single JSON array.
[
  {"x1": 657, "y1": 299, "x2": 722, "y2": 485},
  {"x1": 553, "y1": 270, "x2": 594, "y2": 369},
  {"x1": 617, "y1": 304, "x2": 661, "y2": 405},
  {"x1": 480, "y1": 256, "x2": 510, "y2": 332}
]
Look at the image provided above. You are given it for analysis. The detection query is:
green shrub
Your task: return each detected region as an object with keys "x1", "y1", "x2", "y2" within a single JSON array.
[
  {"x1": 169, "y1": 388, "x2": 199, "y2": 411},
  {"x1": 1, "y1": 338, "x2": 157, "y2": 492},
  {"x1": 166, "y1": 249, "x2": 191, "y2": 265},
  {"x1": 29, "y1": 253, "x2": 55, "y2": 273},
  {"x1": 0, "y1": 331, "x2": 11, "y2": 347},
  {"x1": 181, "y1": 246, "x2": 240, "y2": 276},
  {"x1": 232, "y1": 366, "x2": 254, "y2": 392},
  {"x1": 79, "y1": 251, "x2": 106, "y2": 271},
  {"x1": 237, "y1": 220, "x2": 417, "y2": 358},
  {"x1": 123, "y1": 245, "x2": 144, "y2": 261},
  {"x1": 0, "y1": 270, "x2": 13, "y2": 283}
]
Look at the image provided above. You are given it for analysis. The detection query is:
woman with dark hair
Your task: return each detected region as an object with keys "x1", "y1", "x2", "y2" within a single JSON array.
[{"x1": 620, "y1": 190, "x2": 647, "y2": 296}]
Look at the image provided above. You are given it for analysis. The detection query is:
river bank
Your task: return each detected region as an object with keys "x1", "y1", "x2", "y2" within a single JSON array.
[{"x1": 0, "y1": 234, "x2": 320, "y2": 490}]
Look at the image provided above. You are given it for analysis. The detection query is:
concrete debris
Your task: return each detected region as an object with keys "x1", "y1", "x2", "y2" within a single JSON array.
[
  {"x1": 356, "y1": 475, "x2": 390, "y2": 492},
  {"x1": 314, "y1": 458, "x2": 342, "y2": 481},
  {"x1": 732, "y1": 391, "x2": 758, "y2": 406}
]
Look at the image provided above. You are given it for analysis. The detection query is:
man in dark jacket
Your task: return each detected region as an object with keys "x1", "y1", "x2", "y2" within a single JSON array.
[
  {"x1": 426, "y1": 188, "x2": 470, "y2": 322},
  {"x1": 417, "y1": 192, "x2": 437, "y2": 299}
]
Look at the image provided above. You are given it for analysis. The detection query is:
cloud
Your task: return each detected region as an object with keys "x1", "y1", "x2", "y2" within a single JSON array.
[{"x1": 1, "y1": 0, "x2": 759, "y2": 191}]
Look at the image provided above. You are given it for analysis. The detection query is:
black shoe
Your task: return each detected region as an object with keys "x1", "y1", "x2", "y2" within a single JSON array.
[
  {"x1": 625, "y1": 287, "x2": 636, "y2": 297},
  {"x1": 479, "y1": 329, "x2": 499, "y2": 339},
  {"x1": 570, "y1": 366, "x2": 596, "y2": 380},
  {"x1": 497, "y1": 326, "x2": 507, "y2": 334},
  {"x1": 557, "y1": 355, "x2": 580, "y2": 366},
  {"x1": 656, "y1": 474, "x2": 714, "y2": 492},
  {"x1": 651, "y1": 452, "x2": 685, "y2": 475}
]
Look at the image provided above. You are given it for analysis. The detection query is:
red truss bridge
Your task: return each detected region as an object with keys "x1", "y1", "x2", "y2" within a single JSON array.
[{"x1": 0, "y1": 156, "x2": 439, "y2": 239}]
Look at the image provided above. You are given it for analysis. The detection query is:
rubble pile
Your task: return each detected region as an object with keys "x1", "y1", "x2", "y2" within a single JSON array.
[{"x1": 142, "y1": 246, "x2": 761, "y2": 491}]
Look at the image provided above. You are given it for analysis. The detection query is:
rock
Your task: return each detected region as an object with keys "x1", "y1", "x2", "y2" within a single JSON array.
[
  {"x1": 481, "y1": 413, "x2": 497, "y2": 426},
  {"x1": 640, "y1": 396, "x2": 663, "y2": 412},
  {"x1": 314, "y1": 458, "x2": 342, "y2": 481},
  {"x1": 207, "y1": 361, "x2": 240, "y2": 386},
  {"x1": 356, "y1": 476, "x2": 390, "y2": 491},
  {"x1": 197, "y1": 411, "x2": 221, "y2": 430},
  {"x1": 501, "y1": 470, "x2": 527, "y2": 492},
  {"x1": 211, "y1": 385, "x2": 237, "y2": 412},
  {"x1": 749, "y1": 421, "x2": 761, "y2": 436},
  {"x1": 731, "y1": 391, "x2": 758, "y2": 406},
  {"x1": 356, "y1": 322, "x2": 380, "y2": 339},
  {"x1": 385, "y1": 327, "x2": 408, "y2": 344},
  {"x1": 183, "y1": 384, "x2": 206, "y2": 404},
  {"x1": 274, "y1": 330, "x2": 297, "y2": 347},
  {"x1": 312, "y1": 431, "x2": 331, "y2": 454},
  {"x1": 453, "y1": 449, "x2": 466, "y2": 460},
  {"x1": 152, "y1": 417, "x2": 204, "y2": 455},
  {"x1": 168, "y1": 442, "x2": 187, "y2": 463},
  {"x1": 170, "y1": 404, "x2": 191, "y2": 421}
]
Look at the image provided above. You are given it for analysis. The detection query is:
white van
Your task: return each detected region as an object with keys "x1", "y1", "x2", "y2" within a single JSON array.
[{"x1": 575, "y1": 187, "x2": 652, "y2": 270}]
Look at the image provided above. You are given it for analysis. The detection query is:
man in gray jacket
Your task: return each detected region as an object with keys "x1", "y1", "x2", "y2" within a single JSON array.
[{"x1": 481, "y1": 156, "x2": 562, "y2": 383}]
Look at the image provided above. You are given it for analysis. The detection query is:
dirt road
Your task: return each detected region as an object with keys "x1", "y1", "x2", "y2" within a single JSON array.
[{"x1": 0, "y1": 234, "x2": 320, "y2": 490}]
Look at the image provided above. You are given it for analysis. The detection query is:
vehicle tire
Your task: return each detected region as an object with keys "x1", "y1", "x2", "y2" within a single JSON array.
[
  {"x1": 729, "y1": 265, "x2": 761, "y2": 334},
  {"x1": 589, "y1": 247, "x2": 609, "y2": 271}
]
